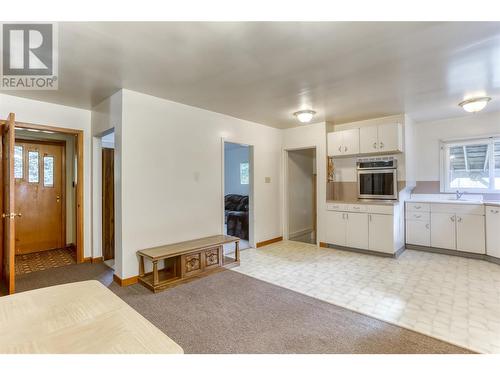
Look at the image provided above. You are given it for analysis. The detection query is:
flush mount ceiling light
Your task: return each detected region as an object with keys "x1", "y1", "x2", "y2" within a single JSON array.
[
  {"x1": 293, "y1": 109, "x2": 316, "y2": 123},
  {"x1": 459, "y1": 97, "x2": 491, "y2": 113}
]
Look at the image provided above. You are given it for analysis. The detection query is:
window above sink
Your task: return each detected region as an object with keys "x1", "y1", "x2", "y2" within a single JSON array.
[{"x1": 440, "y1": 136, "x2": 500, "y2": 193}]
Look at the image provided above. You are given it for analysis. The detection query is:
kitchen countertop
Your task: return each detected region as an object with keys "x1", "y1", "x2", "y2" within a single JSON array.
[
  {"x1": 406, "y1": 196, "x2": 500, "y2": 206},
  {"x1": 326, "y1": 199, "x2": 399, "y2": 206}
]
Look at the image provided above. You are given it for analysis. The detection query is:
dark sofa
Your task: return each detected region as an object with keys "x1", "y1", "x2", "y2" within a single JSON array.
[{"x1": 224, "y1": 194, "x2": 249, "y2": 240}]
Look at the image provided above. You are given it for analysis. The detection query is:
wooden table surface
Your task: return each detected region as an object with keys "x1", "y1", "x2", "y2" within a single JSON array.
[
  {"x1": 137, "y1": 234, "x2": 240, "y2": 260},
  {"x1": 0, "y1": 280, "x2": 184, "y2": 354}
]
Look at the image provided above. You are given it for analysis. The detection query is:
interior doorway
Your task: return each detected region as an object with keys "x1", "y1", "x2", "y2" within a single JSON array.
[
  {"x1": 0, "y1": 113, "x2": 84, "y2": 295},
  {"x1": 286, "y1": 148, "x2": 317, "y2": 244},
  {"x1": 101, "y1": 131, "x2": 115, "y2": 269},
  {"x1": 222, "y1": 141, "x2": 253, "y2": 254}
]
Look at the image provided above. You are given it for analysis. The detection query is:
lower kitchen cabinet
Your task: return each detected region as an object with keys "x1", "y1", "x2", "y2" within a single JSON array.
[
  {"x1": 406, "y1": 220, "x2": 430, "y2": 247},
  {"x1": 325, "y1": 204, "x2": 400, "y2": 255},
  {"x1": 406, "y1": 202, "x2": 486, "y2": 255},
  {"x1": 486, "y1": 206, "x2": 500, "y2": 258},
  {"x1": 456, "y1": 214, "x2": 485, "y2": 254},
  {"x1": 346, "y1": 212, "x2": 369, "y2": 249},
  {"x1": 325, "y1": 210, "x2": 346, "y2": 246},
  {"x1": 368, "y1": 214, "x2": 394, "y2": 253},
  {"x1": 430, "y1": 212, "x2": 456, "y2": 250}
]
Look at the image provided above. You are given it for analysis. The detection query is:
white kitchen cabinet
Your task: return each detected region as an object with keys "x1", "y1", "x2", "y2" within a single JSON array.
[
  {"x1": 342, "y1": 129, "x2": 360, "y2": 155},
  {"x1": 359, "y1": 123, "x2": 403, "y2": 154},
  {"x1": 325, "y1": 210, "x2": 346, "y2": 246},
  {"x1": 430, "y1": 213, "x2": 456, "y2": 250},
  {"x1": 346, "y1": 212, "x2": 369, "y2": 249},
  {"x1": 359, "y1": 126, "x2": 378, "y2": 154},
  {"x1": 368, "y1": 213, "x2": 394, "y2": 253},
  {"x1": 327, "y1": 129, "x2": 359, "y2": 156},
  {"x1": 486, "y1": 206, "x2": 500, "y2": 258},
  {"x1": 456, "y1": 214, "x2": 485, "y2": 254},
  {"x1": 327, "y1": 132, "x2": 343, "y2": 157},
  {"x1": 406, "y1": 220, "x2": 430, "y2": 247},
  {"x1": 378, "y1": 123, "x2": 401, "y2": 152}
]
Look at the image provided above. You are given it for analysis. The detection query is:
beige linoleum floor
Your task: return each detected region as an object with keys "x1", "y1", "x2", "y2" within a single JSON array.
[{"x1": 233, "y1": 240, "x2": 500, "y2": 354}]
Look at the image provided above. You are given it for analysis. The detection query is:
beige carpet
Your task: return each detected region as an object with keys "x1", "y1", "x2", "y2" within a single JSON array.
[{"x1": 14, "y1": 263, "x2": 473, "y2": 354}]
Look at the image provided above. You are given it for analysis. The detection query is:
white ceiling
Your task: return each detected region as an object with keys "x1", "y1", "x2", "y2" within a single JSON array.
[{"x1": 5, "y1": 22, "x2": 500, "y2": 128}]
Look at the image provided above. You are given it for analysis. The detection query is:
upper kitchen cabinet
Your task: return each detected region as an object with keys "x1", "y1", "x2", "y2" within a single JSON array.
[
  {"x1": 359, "y1": 123, "x2": 403, "y2": 154},
  {"x1": 327, "y1": 128, "x2": 359, "y2": 156}
]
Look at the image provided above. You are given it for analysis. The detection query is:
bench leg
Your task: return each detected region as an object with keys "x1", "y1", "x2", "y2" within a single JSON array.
[
  {"x1": 153, "y1": 261, "x2": 159, "y2": 286},
  {"x1": 139, "y1": 256, "x2": 145, "y2": 277},
  {"x1": 235, "y1": 240, "x2": 240, "y2": 262}
]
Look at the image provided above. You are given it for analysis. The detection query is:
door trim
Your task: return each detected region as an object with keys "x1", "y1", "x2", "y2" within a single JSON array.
[
  {"x1": 15, "y1": 138, "x2": 66, "y2": 252},
  {"x1": 1, "y1": 119, "x2": 84, "y2": 264}
]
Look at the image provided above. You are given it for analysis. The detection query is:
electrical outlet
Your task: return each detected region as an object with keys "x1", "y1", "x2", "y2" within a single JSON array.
[{"x1": 265, "y1": 177, "x2": 271, "y2": 183}]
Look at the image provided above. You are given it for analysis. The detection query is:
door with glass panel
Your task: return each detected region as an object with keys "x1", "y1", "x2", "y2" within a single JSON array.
[{"x1": 14, "y1": 140, "x2": 64, "y2": 254}]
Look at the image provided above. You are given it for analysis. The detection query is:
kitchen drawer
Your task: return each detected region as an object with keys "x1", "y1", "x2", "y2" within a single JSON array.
[
  {"x1": 326, "y1": 203, "x2": 346, "y2": 211},
  {"x1": 346, "y1": 204, "x2": 368, "y2": 212},
  {"x1": 431, "y1": 203, "x2": 484, "y2": 215},
  {"x1": 366, "y1": 205, "x2": 394, "y2": 215},
  {"x1": 406, "y1": 202, "x2": 430, "y2": 212},
  {"x1": 406, "y1": 212, "x2": 430, "y2": 222}
]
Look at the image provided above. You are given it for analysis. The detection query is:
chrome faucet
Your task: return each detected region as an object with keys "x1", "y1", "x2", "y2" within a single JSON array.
[{"x1": 455, "y1": 190, "x2": 465, "y2": 199}]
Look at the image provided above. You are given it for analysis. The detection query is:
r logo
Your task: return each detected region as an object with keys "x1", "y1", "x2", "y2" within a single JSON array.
[{"x1": 2, "y1": 23, "x2": 53, "y2": 76}]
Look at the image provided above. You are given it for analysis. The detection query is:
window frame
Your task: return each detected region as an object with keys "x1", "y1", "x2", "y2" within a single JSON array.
[{"x1": 440, "y1": 136, "x2": 500, "y2": 193}]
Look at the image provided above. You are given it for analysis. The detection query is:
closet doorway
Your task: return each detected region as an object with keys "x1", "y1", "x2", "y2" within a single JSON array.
[
  {"x1": 101, "y1": 131, "x2": 115, "y2": 269},
  {"x1": 285, "y1": 147, "x2": 317, "y2": 244}
]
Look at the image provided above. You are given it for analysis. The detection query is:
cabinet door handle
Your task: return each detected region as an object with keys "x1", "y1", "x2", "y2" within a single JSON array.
[
  {"x1": 425, "y1": 223, "x2": 430, "y2": 229},
  {"x1": 345, "y1": 213, "x2": 349, "y2": 220},
  {"x1": 373, "y1": 142, "x2": 377, "y2": 149},
  {"x1": 344, "y1": 146, "x2": 347, "y2": 152},
  {"x1": 450, "y1": 216, "x2": 455, "y2": 222},
  {"x1": 457, "y1": 216, "x2": 462, "y2": 223},
  {"x1": 414, "y1": 206, "x2": 421, "y2": 209},
  {"x1": 369, "y1": 214, "x2": 372, "y2": 222},
  {"x1": 414, "y1": 214, "x2": 421, "y2": 218},
  {"x1": 338, "y1": 146, "x2": 342, "y2": 152},
  {"x1": 380, "y1": 142, "x2": 384, "y2": 148}
]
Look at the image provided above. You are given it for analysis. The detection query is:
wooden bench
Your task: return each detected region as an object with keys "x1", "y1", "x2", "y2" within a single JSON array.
[{"x1": 137, "y1": 235, "x2": 240, "y2": 292}]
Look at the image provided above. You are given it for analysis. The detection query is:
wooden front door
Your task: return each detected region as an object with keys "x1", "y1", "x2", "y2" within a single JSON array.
[
  {"x1": 2, "y1": 113, "x2": 16, "y2": 294},
  {"x1": 102, "y1": 148, "x2": 114, "y2": 260},
  {"x1": 15, "y1": 140, "x2": 64, "y2": 254}
]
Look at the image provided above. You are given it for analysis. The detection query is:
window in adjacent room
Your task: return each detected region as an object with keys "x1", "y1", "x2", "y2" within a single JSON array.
[
  {"x1": 240, "y1": 162, "x2": 249, "y2": 185},
  {"x1": 441, "y1": 137, "x2": 500, "y2": 192}
]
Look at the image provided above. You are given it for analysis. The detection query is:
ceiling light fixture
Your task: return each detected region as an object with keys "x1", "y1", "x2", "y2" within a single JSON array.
[
  {"x1": 459, "y1": 97, "x2": 491, "y2": 113},
  {"x1": 293, "y1": 109, "x2": 316, "y2": 123}
]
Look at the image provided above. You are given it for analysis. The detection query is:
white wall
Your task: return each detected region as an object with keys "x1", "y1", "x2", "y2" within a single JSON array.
[
  {"x1": 0, "y1": 93, "x2": 92, "y2": 258},
  {"x1": 414, "y1": 111, "x2": 500, "y2": 182},
  {"x1": 224, "y1": 143, "x2": 249, "y2": 196},
  {"x1": 287, "y1": 148, "x2": 315, "y2": 237},
  {"x1": 282, "y1": 122, "x2": 326, "y2": 243},
  {"x1": 117, "y1": 89, "x2": 281, "y2": 278}
]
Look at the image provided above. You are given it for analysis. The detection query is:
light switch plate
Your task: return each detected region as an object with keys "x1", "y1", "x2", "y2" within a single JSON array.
[{"x1": 265, "y1": 177, "x2": 271, "y2": 183}]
